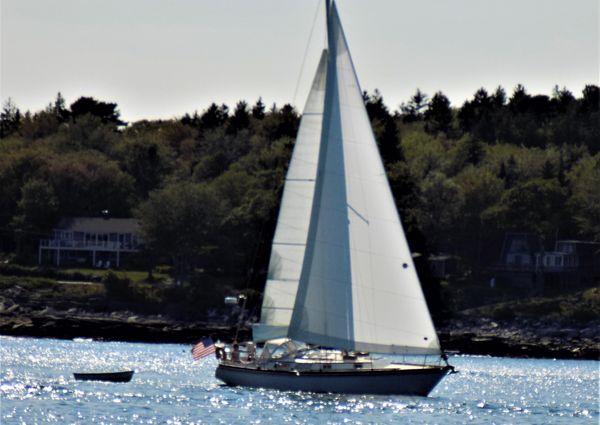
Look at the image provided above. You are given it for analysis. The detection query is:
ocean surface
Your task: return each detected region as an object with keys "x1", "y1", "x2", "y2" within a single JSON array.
[{"x1": 0, "y1": 336, "x2": 597, "y2": 424}]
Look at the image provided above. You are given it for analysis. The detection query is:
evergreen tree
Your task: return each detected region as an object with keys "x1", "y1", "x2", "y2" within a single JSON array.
[
  {"x1": 252, "y1": 97, "x2": 266, "y2": 119},
  {"x1": 70, "y1": 96, "x2": 126, "y2": 126},
  {"x1": 228, "y1": 100, "x2": 250, "y2": 133},
  {"x1": 542, "y1": 159, "x2": 555, "y2": 179},
  {"x1": 200, "y1": 103, "x2": 229, "y2": 130},
  {"x1": 364, "y1": 89, "x2": 390, "y2": 122},
  {"x1": 53, "y1": 92, "x2": 70, "y2": 122},
  {"x1": 400, "y1": 89, "x2": 428, "y2": 122},
  {"x1": 579, "y1": 84, "x2": 599, "y2": 113},
  {"x1": 0, "y1": 98, "x2": 22, "y2": 138},
  {"x1": 424, "y1": 91, "x2": 452, "y2": 135}
]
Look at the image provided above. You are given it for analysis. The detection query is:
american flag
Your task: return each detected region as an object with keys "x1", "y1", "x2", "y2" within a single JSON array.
[{"x1": 192, "y1": 338, "x2": 215, "y2": 360}]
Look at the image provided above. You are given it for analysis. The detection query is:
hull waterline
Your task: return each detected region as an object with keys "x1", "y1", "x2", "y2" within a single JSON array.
[{"x1": 216, "y1": 364, "x2": 451, "y2": 396}]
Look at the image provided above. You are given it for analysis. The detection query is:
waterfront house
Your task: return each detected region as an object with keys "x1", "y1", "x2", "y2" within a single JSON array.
[
  {"x1": 535, "y1": 240, "x2": 600, "y2": 289},
  {"x1": 494, "y1": 233, "x2": 600, "y2": 293},
  {"x1": 38, "y1": 217, "x2": 143, "y2": 268}
]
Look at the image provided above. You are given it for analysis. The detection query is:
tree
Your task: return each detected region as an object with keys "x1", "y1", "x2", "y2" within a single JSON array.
[
  {"x1": 454, "y1": 166, "x2": 504, "y2": 266},
  {"x1": 262, "y1": 104, "x2": 299, "y2": 140},
  {"x1": 424, "y1": 91, "x2": 452, "y2": 135},
  {"x1": 451, "y1": 135, "x2": 485, "y2": 171},
  {"x1": 12, "y1": 179, "x2": 59, "y2": 232},
  {"x1": 567, "y1": 154, "x2": 600, "y2": 240},
  {"x1": 508, "y1": 84, "x2": 530, "y2": 114},
  {"x1": 70, "y1": 96, "x2": 126, "y2": 126},
  {"x1": 59, "y1": 114, "x2": 120, "y2": 153},
  {"x1": 364, "y1": 90, "x2": 402, "y2": 163},
  {"x1": 47, "y1": 152, "x2": 135, "y2": 217},
  {"x1": 200, "y1": 103, "x2": 229, "y2": 130},
  {"x1": 0, "y1": 98, "x2": 22, "y2": 138},
  {"x1": 52, "y1": 92, "x2": 70, "y2": 122},
  {"x1": 364, "y1": 89, "x2": 390, "y2": 122},
  {"x1": 228, "y1": 100, "x2": 250, "y2": 133},
  {"x1": 579, "y1": 84, "x2": 599, "y2": 113},
  {"x1": 252, "y1": 97, "x2": 266, "y2": 120},
  {"x1": 400, "y1": 89, "x2": 428, "y2": 122},
  {"x1": 578, "y1": 85, "x2": 600, "y2": 154},
  {"x1": 119, "y1": 134, "x2": 174, "y2": 197},
  {"x1": 19, "y1": 110, "x2": 60, "y2": 139},
  {"x1": 136, "y1": 182, "x2": 225, "y2": 282},
  {"x1": 418, "y1": 171, "x2": 464, "y2": 249},
  {"x1": 542, "y1": 159, "x2": 555, "y2": 179},
  {"x1": 458, "y1": 88, "x2": 498, "y2": 142},
  {"x1": 498, "y1": 155, "x2": 519, "y2": 188},
  {"x1": 551, "y1": 85, "x2": 575, "y2": 114},
  {"x1": 491, "y1": 86, "x2": 507, "y2": 108},
  {"x1": 483, "y1": 178, "x2": 567, "y2": 237}
]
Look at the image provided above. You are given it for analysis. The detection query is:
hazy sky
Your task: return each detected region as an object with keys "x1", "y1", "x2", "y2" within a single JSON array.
[{"x1": 1, "y1": 0, "x2": 598, "y2": 122}]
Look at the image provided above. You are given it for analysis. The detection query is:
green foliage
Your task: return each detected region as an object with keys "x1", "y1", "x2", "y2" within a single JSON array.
[
  {"x1": 470, "y1": 288, "x2": 600, "y2": 323},
  {"x1": 400, "y1": 89, "x2": 429, "y2": 122},
  {"x1": 365, "y1": 90, "x2": 402, "y2": 163},
  {"x1": 1, "y1": 85, "x2": 598, "y2": 317},
  {"x1": 70, "y1": 96, "x2": 125, "y2": 126},
  {"x1": 0, "y1": 98, "x2": 22, "y2": 138},
  {"x1": 102, "y1": 271, "x2": 134, "y2": 302},
  {"x1": 482, "y1": 178, "x2": 567, "y2": 237},
  {"x1": 12, "y1": 179, "x2": 59, "y2": 232},
  {"x1": 424, "y1": 91, "x2": 453, "y2": 136},
  {"x1": 418, "y1": 171, "x2": 464, "y2": 247},
  {"x1": 567, "y1": 154, "x2": 600, "y2": 239},
  {"x1": 135, "y1": 182, "x2": 225, "y2": 280}
]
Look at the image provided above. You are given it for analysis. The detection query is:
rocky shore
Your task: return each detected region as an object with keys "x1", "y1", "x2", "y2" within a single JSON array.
[
  {"x1": 437, "y1": 317, "x2": 599, "y2": 360},
  {"x1": 0, "y1": 307, "x2": 250, "y2": 345},
  {"x1": 1, "y1": 299, "x2": 597, "y2": 360}
]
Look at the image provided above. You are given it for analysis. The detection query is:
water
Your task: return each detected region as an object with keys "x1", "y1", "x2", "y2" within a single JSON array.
[{"x1": 0, "y1": 336, "x2": 597, "y2": 424}]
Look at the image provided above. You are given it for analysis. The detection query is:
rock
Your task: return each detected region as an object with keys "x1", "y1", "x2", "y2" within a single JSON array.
[
  {"x1": 538, "y1": 327, "x2": 562, "y2": 337},
  {"x1": 5, "y1": 304, "x2": 20, "y2": 314},
  {"x1": 559, "y1": 328, "x2": 579, "y2": 339},
  {"x1": 580, "y1": 328, "x2": 598, "y2": 339}
]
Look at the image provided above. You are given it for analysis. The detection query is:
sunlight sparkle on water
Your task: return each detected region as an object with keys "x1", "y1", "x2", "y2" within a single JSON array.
[{"x1": 1, "y1": 336, "x2": 598, "y2": 424}]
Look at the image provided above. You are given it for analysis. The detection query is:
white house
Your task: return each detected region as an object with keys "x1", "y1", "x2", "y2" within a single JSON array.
[{"x1": 38, "y1": 217, "x2": 143, "y2": 268}]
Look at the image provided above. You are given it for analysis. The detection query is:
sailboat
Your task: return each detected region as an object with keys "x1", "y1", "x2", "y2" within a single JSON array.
[{"x1": 215, "y1": 0, "x2": 453, "y2": 396}]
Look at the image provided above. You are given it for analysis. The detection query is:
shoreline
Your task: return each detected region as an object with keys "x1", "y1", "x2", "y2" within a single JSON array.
[{"x1": 1, "y1": 311, "x2": 597, "y2": 361}]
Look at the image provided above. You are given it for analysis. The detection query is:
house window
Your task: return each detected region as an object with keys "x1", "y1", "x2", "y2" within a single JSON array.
[{"x1": 558, "y1": 243, "x2": 574, "y2": 254}]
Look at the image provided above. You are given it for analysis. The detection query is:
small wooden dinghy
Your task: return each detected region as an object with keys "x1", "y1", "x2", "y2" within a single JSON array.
[{"x1": 73, "y1": 370, "x2": 134, "y2": 382}]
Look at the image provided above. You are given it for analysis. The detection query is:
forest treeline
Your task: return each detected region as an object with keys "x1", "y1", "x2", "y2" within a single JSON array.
[{"x1": 0, "y1": 84, "x2": 598, "y2": 291}]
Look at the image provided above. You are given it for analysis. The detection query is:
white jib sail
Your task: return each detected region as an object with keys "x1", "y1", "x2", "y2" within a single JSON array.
[
  {"x1": 288, "y1": 2, "x2": 441, "y2": 355},
  {"x1": 252, "y1": 50, "x2": 328, "y2": 342}
]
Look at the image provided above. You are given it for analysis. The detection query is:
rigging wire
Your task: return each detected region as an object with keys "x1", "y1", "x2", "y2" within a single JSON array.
[{"x1": 292, "y1": 0, "x2": 324, "y2": 107}]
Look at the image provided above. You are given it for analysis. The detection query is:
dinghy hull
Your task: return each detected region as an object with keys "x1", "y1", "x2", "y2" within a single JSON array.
[
  {"x1": 216, "y1": 364, "x2": 451, "y2": 396},
  {"x1": 73, "y1": 370, "x2": 134, "y2": 383}
]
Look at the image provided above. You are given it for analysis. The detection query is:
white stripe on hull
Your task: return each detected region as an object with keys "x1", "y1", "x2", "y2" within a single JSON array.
[{"x1": 216, "y1": 364, "x2": 450, "y2": 396}]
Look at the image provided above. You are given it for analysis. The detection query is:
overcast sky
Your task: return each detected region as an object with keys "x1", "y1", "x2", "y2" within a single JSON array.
[{"x1": 1, "y1": 0, "x2": 598, "y2": 122}]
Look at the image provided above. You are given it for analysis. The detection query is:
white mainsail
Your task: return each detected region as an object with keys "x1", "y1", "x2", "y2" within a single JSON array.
[
  {"x1": 287, "y1": 2, "x2": 441, "y2": 355},
  {"x1": 252, "y1": 51, "x2": 328, "y2": 342}
]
